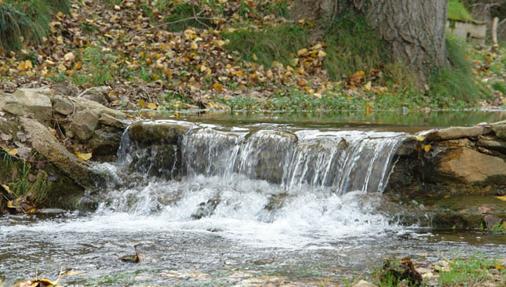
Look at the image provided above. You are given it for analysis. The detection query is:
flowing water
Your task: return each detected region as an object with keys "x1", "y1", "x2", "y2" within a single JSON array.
[{"x1": 1, "y1": 119, "x2": 505, "y2": 286}]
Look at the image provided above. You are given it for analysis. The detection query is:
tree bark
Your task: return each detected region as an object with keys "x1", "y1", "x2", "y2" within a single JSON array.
[
  {"x1": 366, "y1": 0, "x2": 448, "y2": 84},
  {"x1": 292, "y1": 0, "x2": 449, "y2": 85}
]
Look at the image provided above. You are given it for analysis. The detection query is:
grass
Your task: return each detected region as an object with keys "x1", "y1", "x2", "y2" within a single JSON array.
[
  {"x1": 323, "y1": 12, "x2": 391, "y2": 81},
  {"x1": 448, "y1": 0, "x2": 474, "y2": 22},
  {"x1": 438, "y1": 257, "x2": 499, "y2": 286},
  {"x1": 71, "y1": 46, "x2": 117, "y2": 87},
  {"x1": 428, "y1": 36, "x2": 490, "y2": 108},
  {"x1": 223, "y1": 24, "x2": 310, "y2": 67},
  {"x1": 164, "y1": 2, "x2": 211, "y2": 32}
]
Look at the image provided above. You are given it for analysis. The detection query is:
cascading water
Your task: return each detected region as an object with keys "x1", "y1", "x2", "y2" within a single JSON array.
[{"x1": 75, "y1": 121, "x2": 407, "y2": 248}]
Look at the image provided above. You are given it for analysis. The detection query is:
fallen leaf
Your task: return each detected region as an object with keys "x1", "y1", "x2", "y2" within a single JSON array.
[
  {"x1": 422, "y1": 144, "x2": 432, "y2": 152},
  {"x1": 17, "y1": 60, "x2": 33, "y2": 71},
  {"x1": 212, "y1": 82, "x2": 224, "y2": 92},
  {"x1": 4, "y1": 148, "x2": 18, "y2": 157},
  {"x1": 75, "y1": 152, "x2": 92, "y2": 161},
  {"x1": 146, "y1": 102, "x2": 157, "y2": 110},
  {"x1": 496, "y1": 196, "x2": 506, "y2": 202}
]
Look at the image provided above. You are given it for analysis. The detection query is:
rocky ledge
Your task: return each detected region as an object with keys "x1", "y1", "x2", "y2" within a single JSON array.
[{"x1": 0, "y1": 87, "x2": 127, "y2": 213}]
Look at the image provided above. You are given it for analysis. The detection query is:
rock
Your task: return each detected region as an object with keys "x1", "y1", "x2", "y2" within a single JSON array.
[
  {"x1": 352, "y1": 280, "x2": 377, "y2": 287},
  {"x1": 126, "y1": 144, "x2": 181, "y2": 179},
  {"x1": 483, "y1": 214, "x2": 503, "y2": 230},
  {"x1": 477, "y1": 136, "x2": 506, "y2": 154},
  {"x1": 20, "y1": 117, "x2": 93, "y2": 187},
  {"x1": 192, "y1": 196, "x2": 220, "y2": 219},
  {"x1": 52, "y1": 95, "x2": 74, "y2": 115},
  {"x1": 492, "y1": 121, "x2": 506, "y2": 140},
  {"x1": 71, "y1": 97, "x2": 126, "y2": 120},
  {"x1": 99, "y1": 113, "x2": 128, "y2": 129},
  {"x1": 0, "y1": 88, "x2": 53, "y2": 122},
  {"x1": 89, "y1": 128, "x2": 123, "y2": 157},
  {"x1": 438, "y1": 147, "x2": 506, "y2": 183},
  {"x1": 422, "y1": 126, "x2": 488, "y2": 142},
  {"x1": 69, "y1": 110, "x2": 100, "y2": 141},
  {"x1": 128, "y1": 120, "x2": 194, "y2": 146},
  {"x1": 81, "y1": 86, "x2": 111, "y2": 105},
  {"x1": 380, "y1": 258, "x2": 422, "y2": 287}
]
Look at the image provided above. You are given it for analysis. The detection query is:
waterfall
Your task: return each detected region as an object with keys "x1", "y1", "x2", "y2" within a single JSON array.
[{"x1": 122, "y1": 121, "x2": 405, "y2": 194}]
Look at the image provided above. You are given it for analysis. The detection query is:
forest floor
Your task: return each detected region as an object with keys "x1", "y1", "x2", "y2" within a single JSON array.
[{"x1": 1, "y1": 0, "x2": 505, "y2": 113}]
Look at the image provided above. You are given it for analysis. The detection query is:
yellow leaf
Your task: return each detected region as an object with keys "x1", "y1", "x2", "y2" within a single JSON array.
[
  {"x1": 5, "y1": 148, "x2": 17, "y2": 157},
  {"x1": 137, "y1": 99, "x2": 146, "y2": 108},
  {"x1": 415, "y1": 135, "x2": 425, "y2": 142},
  {"x1": 75, "y1": 152, "x2": 92, "y2": 161},
  {"x1": 423, "y1": 144, "x2": 432, "y2": 152},
  {"x1": 212, "y1": 82, "x2": 224, "y2": 92},
  {"x1": 297, "y1": 48, "x2": 308, "y2": 56},
  {"x1": 496, "y1": 195, "x2": 506, "y2": 202},
  {"x1": 1, "y1": 184, "x2": 11, "y2": 194},
  {"x1": 364, "y1": 81, "x2": 372, "y2": 91},
  {"x1": 7, "y1": 200, "x2": 16, "y2": 209},
  {"x1": 17, "y1": 60, "x2": 33, "y2": 71},
  {"x1": 146, "y1": 102, "x2": 158, "y2": 110}
]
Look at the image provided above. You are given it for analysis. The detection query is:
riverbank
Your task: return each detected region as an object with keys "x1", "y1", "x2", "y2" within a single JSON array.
[{"x1": 1, "y1": 0, "x2": 505, "y2": 112}]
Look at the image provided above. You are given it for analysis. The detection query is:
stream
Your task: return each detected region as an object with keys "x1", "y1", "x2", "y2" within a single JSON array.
[{"x1": 1, "y1": 112, "x2": 505, "y2": 286}]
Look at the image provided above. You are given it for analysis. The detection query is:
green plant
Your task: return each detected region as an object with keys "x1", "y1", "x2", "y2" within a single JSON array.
[
  {"x1": 261, "y1": 0, "x2": 289, "y2": 18},
  {"x1": 448, "y1": 0, "x2": 473, "y2": 22},
  {"x1": 164, "y1": 2, "x2": 211, "y2": 32},
  {"x1": 71, "y1": 46, "x2": 117, "y2": 87},
  {"x1": 428, "y1": 36, "x2": 490, "y2": 109},
  {"x1": 439, "y1": 257, "x2": 497, "y2": 286},
  {"x1": 0, "y1": 3, "x2": 35, "y2": 51},
  {"x1": 11, "y1": 161, "x2": 31, "y2": 197},
  {"x1": 492, "y1": 81, "x2": 506, "y2": 95},
  {"x1": 0, "y1": 0, "x2": 70, "y2": 51},
  {"x1": 223, "y1": 24, "x2": 309, "y2": 67}
]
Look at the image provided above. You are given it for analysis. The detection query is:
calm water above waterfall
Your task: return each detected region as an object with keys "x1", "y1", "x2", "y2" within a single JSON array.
[{"x1": 1, "y1": 118, "x2": 505, "y2": 286}]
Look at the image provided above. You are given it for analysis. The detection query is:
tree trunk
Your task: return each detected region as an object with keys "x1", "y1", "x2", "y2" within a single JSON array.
[
  {"x1": 292, "y1": 0, "x2": 449, "y2": 85},
  {"x1": 366, "y1": 0, "x2": 448, "y2": 84}
]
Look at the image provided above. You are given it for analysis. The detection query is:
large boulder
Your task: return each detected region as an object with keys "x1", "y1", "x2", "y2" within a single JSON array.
[
  {"x1": 0, "y1": 88, "x2": 53, "y2": 123},
  {"x1": 437, "y1": 147, "x2": 506, "y2": 184}
]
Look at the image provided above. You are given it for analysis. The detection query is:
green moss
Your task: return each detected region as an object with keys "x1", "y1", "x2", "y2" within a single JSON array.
[
  {"x1": 223, "y1": 24, "x2": 309, "y2": 67},
  {"x1": 448, "y1": 0, "x2": 474, "y2": 22}
]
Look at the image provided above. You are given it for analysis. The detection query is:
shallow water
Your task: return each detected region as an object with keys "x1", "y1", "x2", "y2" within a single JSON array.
[{"x1": 1, "y1": 117, "x2": 505, "y2": 286}]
